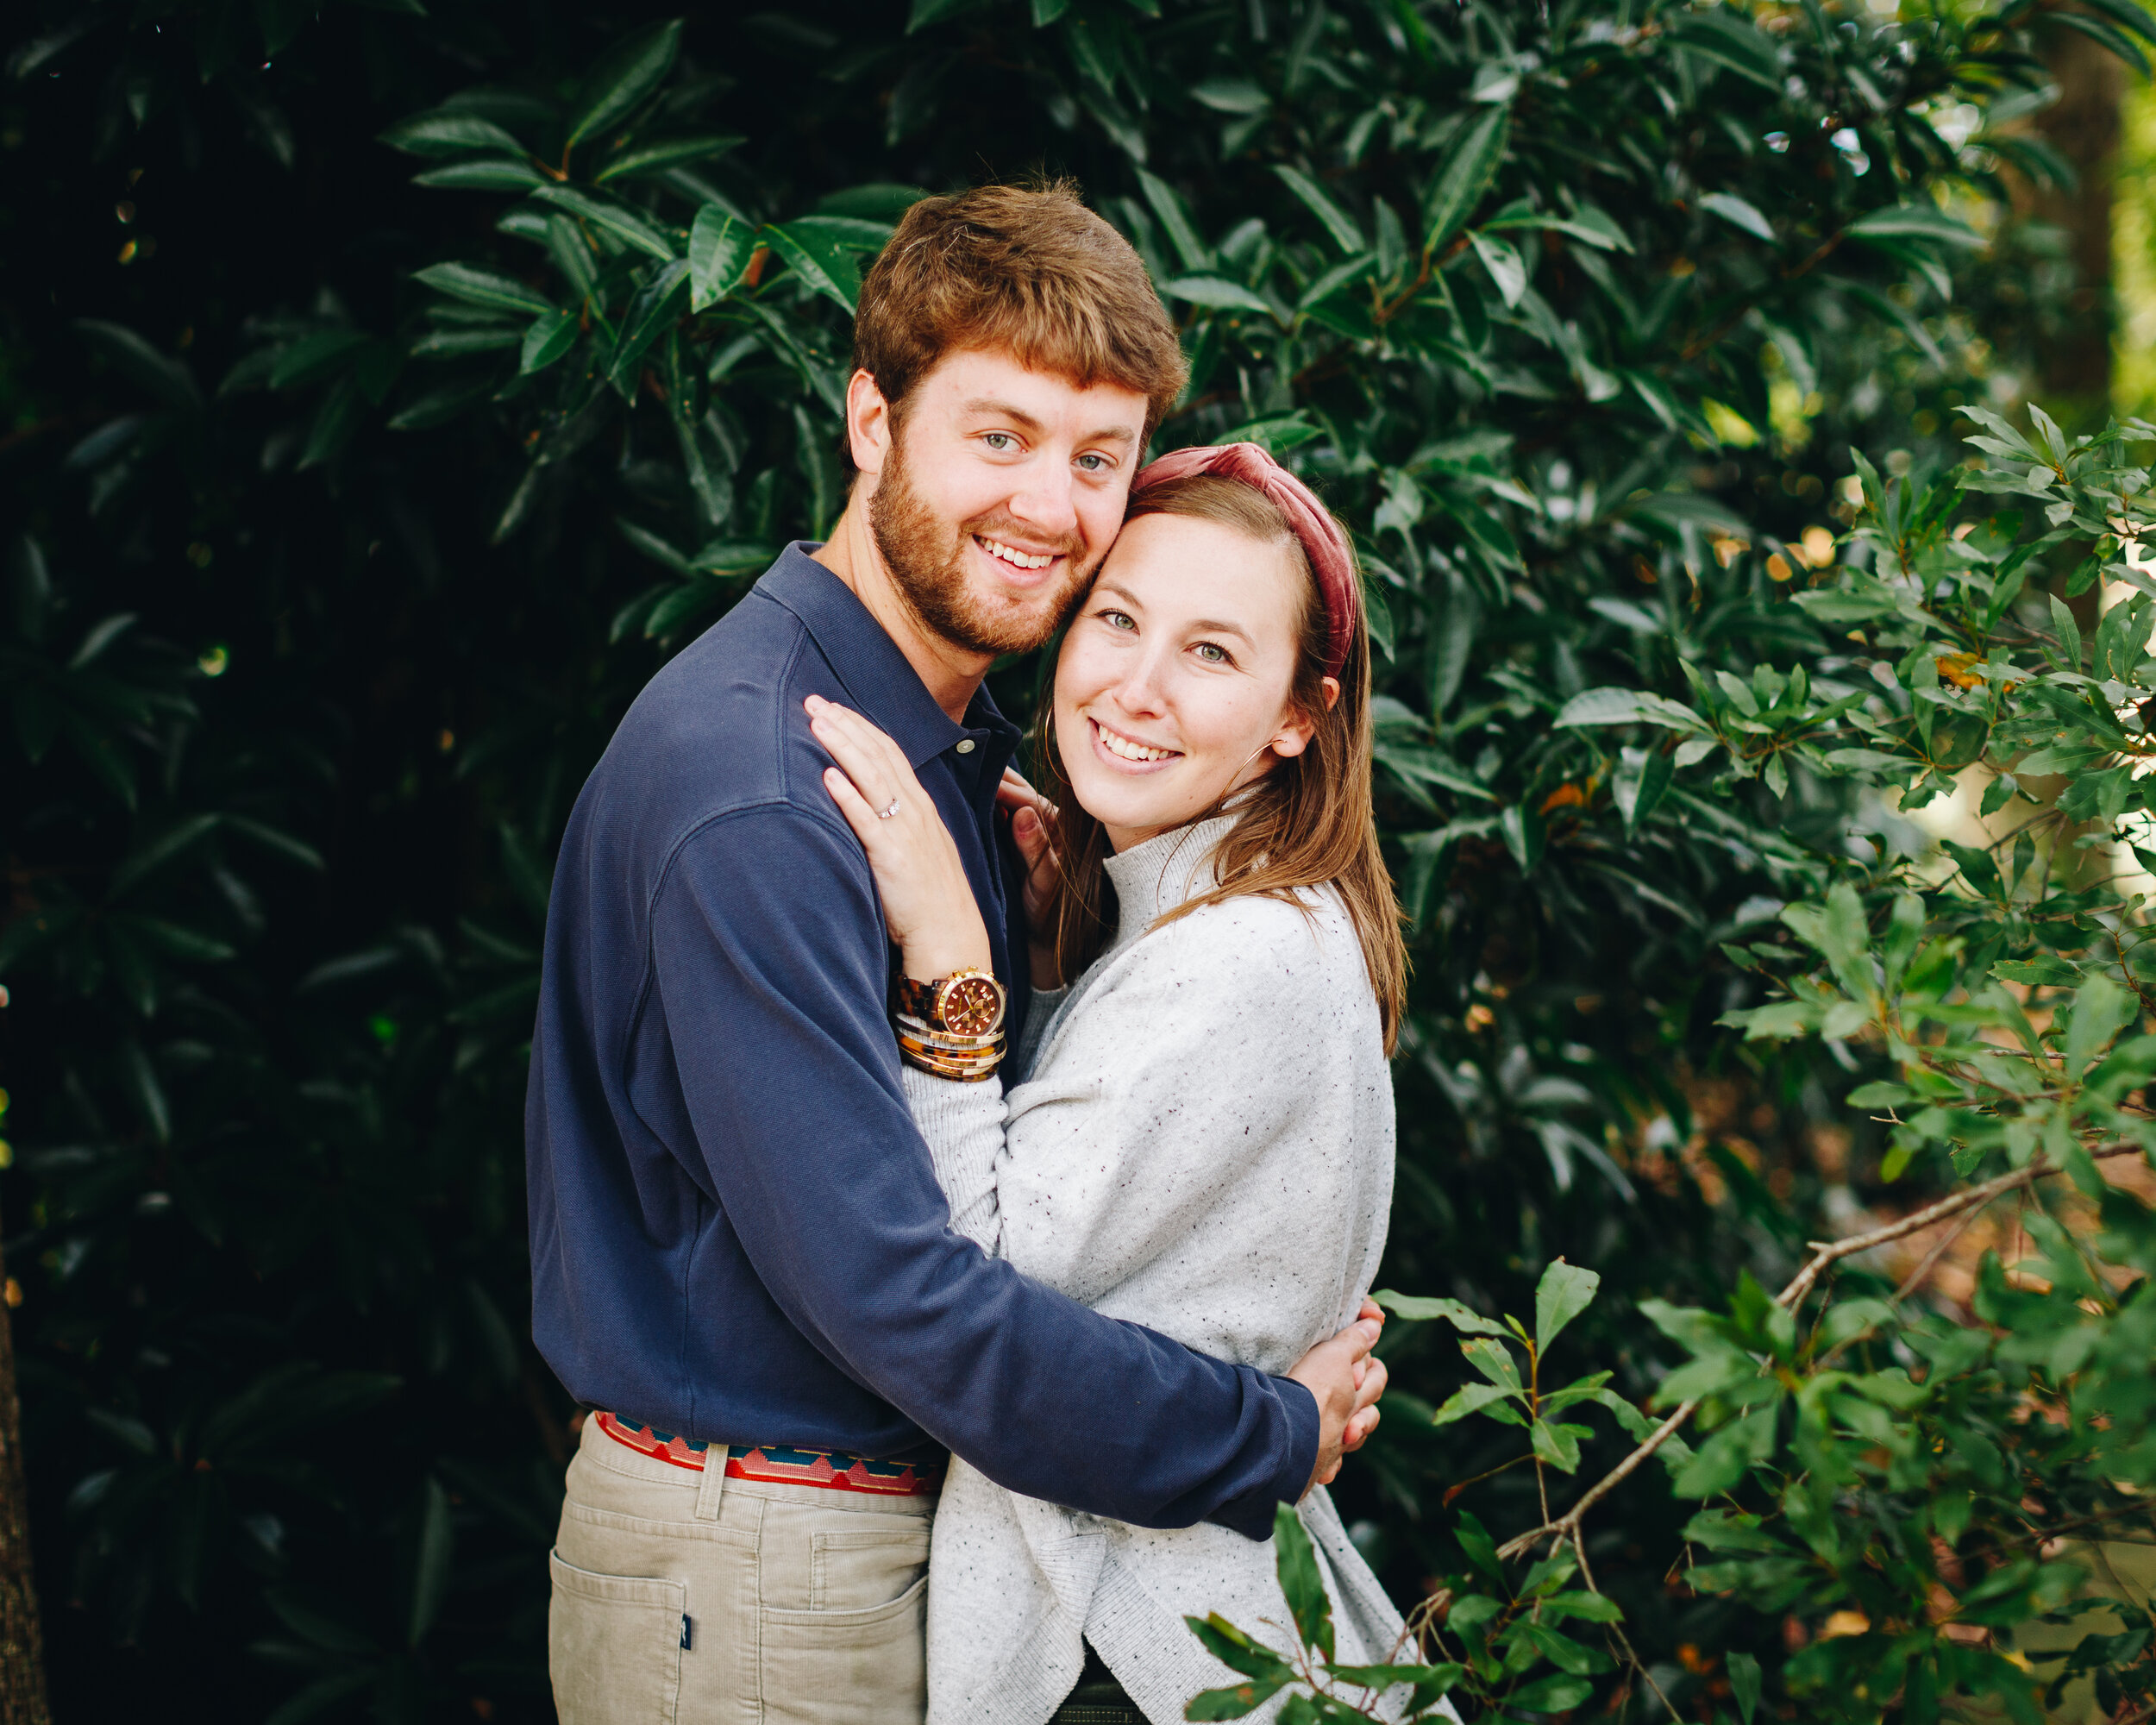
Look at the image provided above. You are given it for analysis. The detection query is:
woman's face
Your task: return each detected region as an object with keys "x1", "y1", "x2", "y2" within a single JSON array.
[{"x1": 1053, "y1": 511, "x2": 1323, "y2": 854}]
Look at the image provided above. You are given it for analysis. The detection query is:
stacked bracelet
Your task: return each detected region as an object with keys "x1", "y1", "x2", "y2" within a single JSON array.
[
  {"x1": 888, "y1": 964, "x2": 1008, "y2": 1083},
  {"x1": 893, "y1": 1013, "x2": 1006, "y2": 1082}
]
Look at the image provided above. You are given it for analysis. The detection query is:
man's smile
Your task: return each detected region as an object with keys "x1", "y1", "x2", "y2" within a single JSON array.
[{"x1": 975, "y1": 534, "x2": 1056, "y2": 570}]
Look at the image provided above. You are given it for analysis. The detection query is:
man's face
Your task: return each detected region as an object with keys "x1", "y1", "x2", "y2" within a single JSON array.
[{"x1": 860, "y1": 349, "x2": 1150, "y2": 657}]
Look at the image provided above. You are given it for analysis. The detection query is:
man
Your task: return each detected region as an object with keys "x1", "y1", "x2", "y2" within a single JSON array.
[{"x1": 527, "y1": 183, "x2": 1386, "y2": 1724}]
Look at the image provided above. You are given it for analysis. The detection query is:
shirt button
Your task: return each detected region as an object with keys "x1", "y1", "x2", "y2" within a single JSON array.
[{"x1": 955, "y1": 738, "x2": 977, "y2": 755}]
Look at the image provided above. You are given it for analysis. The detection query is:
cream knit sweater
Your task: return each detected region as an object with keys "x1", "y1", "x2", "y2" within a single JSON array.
[{"x1": 899, "y1": 817, "x2": 1410, "y2": 1725}]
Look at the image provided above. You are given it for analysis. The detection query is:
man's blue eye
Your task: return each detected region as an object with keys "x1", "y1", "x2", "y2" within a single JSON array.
[
  {"x1": 1075, "y1": 454, "x2": 1106, "y2": 472},
  {"x1": 984, "y1": 433, "x2": 1014, "y2": 451}
]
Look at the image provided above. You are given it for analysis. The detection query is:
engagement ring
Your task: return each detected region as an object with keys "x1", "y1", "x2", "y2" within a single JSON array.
[{"x1": 877, "y1": 798, "x2": 901, "y2": 820}]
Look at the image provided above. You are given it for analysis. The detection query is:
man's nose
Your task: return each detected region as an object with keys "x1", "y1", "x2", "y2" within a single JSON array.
[{"x1": 1006, "y1": 459, "x2": 1079, "y2": 543}]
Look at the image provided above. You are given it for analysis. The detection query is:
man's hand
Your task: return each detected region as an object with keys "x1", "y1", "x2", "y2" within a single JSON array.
[{"x1": 1288, "y1": 1296, "x2": 1388, "y2": 1496}]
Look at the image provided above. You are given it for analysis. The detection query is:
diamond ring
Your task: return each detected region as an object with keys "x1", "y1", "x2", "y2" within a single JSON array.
[{"x1": 877, "y1": 798, "x2": 901, "y2": 820}]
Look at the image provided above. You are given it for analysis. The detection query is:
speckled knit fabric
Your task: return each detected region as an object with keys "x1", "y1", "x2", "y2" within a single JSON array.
[{"x1": 901, "y1": 818, "x2": 1426, "y2": 1725}]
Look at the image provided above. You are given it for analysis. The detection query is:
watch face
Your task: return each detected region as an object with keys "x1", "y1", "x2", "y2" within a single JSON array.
[{"x1": 941, "y1": 975, "x2": 1004, "y2": 1037}]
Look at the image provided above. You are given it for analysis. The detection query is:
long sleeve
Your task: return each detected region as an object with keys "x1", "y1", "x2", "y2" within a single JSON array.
[
  {"x1": 899, "y1": 1063, "x2": 1006, "y2": 1251},
  {"x1": 646, "y1": 806, "x2": 1318, "y2": 1537},
  {"x1": 894, "y1": 975, "x2": 1069, "y2": 1253}
]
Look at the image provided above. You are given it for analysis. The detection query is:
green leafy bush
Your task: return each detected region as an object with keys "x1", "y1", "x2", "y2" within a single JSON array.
[{"x1": 1196, "y1": 427, "x2": 2156, "y2": 1720}]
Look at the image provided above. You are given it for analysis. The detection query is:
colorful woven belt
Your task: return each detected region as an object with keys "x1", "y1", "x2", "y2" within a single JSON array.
[{"x1": 594, "y1": 1411, "x2": 942, "y2": 1497}]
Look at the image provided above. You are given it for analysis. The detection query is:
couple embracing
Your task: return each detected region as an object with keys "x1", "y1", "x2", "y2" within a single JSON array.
[{"x1": 528, "y1": 181, "x2": 1416, "y2": 1725}]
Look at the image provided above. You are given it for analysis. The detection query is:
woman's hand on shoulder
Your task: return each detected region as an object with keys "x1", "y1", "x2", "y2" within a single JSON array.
[{"x1": 807, "y1": 694, "x2": 992, "y2": 982}]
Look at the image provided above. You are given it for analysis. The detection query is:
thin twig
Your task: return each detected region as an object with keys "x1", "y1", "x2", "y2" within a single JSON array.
[
  {"x1": 1496, "y1": 1398, "x2": 1702, "y2": 1561},
  {"x1": 1962, "y1": 1499, "x2": 2156, "y2": 1565},
  {"x1": 1573, "y1": 1530, "x2": 1683, "y2": 1724},
  {"x1": 1888, "y1": 1202, "x2": 1986, "y2": 1305},
  {"x1": 1497, "y1": 1144, "x2": 2143, "y2": 1561}
]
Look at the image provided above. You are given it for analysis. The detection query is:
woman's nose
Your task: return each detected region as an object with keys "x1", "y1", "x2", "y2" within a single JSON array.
[{"x1": 1108, "y1": 649, "x2": 1173, "y2": 718}]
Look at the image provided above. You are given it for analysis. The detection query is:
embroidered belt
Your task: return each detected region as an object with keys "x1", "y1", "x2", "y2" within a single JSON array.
[{"x1": 594, "y1": 1411, "x2": 942, "y2": 1496}]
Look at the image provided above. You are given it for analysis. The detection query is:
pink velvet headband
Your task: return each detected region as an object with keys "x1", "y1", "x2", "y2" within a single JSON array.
[{"x1": 1129, "y1": 442, "x2": 1360, "y2": 679}]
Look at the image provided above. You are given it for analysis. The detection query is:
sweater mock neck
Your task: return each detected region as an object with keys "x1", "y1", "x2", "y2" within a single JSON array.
[{"x1": 1100, "y1": 815, "x2": 1238, "y2": 957}]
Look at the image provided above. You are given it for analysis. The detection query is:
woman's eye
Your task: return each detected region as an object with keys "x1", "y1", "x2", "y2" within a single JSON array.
[
  {"x1": 1100, "y1": 610, "x2": 1136, "y2": 630},
  {"x1": 1194, "y1": 643, "x2": 1229, "y2": 665}
]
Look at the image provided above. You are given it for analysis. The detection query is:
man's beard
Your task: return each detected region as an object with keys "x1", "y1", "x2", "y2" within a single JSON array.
[{"x1": 868, "y1": 434, "x2": 1098, "y2": 656}]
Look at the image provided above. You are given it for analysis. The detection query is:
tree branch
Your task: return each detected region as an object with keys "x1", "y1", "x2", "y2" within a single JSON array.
[{"x1": 1496, "y1": 1143, "x2": 2143, "y2": 1561}]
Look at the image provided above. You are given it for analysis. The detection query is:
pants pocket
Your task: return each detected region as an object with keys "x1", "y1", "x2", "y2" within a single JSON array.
[
  {"x1": 549, "y1": 1548, "x2": 686, "y2": 1725},
  {"x1": 811, "y1": 1524, "x2": 931, "y2": 1612},
  {"x1": 760, "y1": 1571, "x2": 929, "y2": 1725}
]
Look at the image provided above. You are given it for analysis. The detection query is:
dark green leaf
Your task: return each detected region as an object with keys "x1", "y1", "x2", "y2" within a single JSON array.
[
  {"x1": 594, "y1": 134, "x2": 746, "y2": 184},
  {"x1": 607, "y1": 260, "x2": 692, "y2": 392},
  {"x1": 1183, "y1": 1613, "x2": 1293, "y2": 1681},
  {"x1": 1730, "y1": 1650, "x2": 1763, "y2": 1725},
  {"x1": 522, "y1": 308, "x2": 580, "y2": 374},
  {"x1": 1433, "y1": 1382, "x2": 1524, "y2": 1425},
  {"x1": 379, "y1": 110, "x2": 525, "y2": 156},
  {"x1": 564, "y1": 18, "x2": 684, "y2": 147},
  {"x1": 110, "y1": 814, "x2": 223, "y2": 898},
  {"x1": 908, "y1": 0, "x2": 990, "y2": 28},
  {"x1": 1454, "y1": 1511, "x2": 1502, "y2": 1581},
  {"x1": 406, "y1": 1477, "x2": 454, "y2": 1647},
  {"x1": 1847, "y1": 204, "x2": 1987, "y2": 250},
  {"x1": 1270, "y1": 1503, "x2": 1332, "y2": 1662},
  {"x1": 412, "y1": 158, "x2": 546, "y2": 192},
  {"x1": 1374, "y1": 1289, "x2": 1513, "y2": 1335},
  {"x1": 1507, "y1": 1674, "x2": 1595, "y2": 1714},
  {"x1": 414, "y1": 262, "x2": 555, "y2": 317},
  {"x1": 761, "y1": 221, "x2": 863, "y2": 313},
  {"x1": 688, "y1": 207, "x2": 756, "y2": 311},
  {"x1": 1533, "y1": 1258, "x2": 1599, "y2": 1354},
  {"x1": 1184, "y1": 1673, "x2": 1293, "y2": 1719},
  {"x1": 1275, "y1": 166, "x2": 1365, "y2": 254},
  {"x1": 74, "y1": 320, "x2": 202, "y2": 412},
  {"x1": 1669, "y1": 11, "x2": 1783, "y2": 86},
  {"x1": 1424, "y1": 106, "x2": 1508, "y2": 253},
  {"x1": 270, "y1": 329, "x2": 373, "y2": 391},
  {"x1": 531, "y1": 185, "x2": 680, "y2": 262},
  {"x1": 1699, "y1": 191, "x2": 1775, "y2": 242}
]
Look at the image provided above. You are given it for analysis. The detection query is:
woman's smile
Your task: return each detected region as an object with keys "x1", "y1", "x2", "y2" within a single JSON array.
[{"x1": 1087, "y1": 715, "x2": 1182, "y2": 769}]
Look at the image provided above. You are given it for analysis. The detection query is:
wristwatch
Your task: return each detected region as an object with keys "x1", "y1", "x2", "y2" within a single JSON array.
[{"x1": 891, "y1": 967, "x2": 1007, "y2": 1038}]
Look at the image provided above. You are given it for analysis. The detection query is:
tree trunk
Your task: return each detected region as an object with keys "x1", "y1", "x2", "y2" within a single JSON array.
[
  {"x1": 0, "y1": 1223, "x2": 51, "y2": 1725},
  {"x1": 2028, "y1": 25, "x2": 2125, "y2": 416}
]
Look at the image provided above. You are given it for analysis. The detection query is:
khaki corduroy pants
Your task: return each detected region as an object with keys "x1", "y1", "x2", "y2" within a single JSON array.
[{"x1": 549, "y1": 1415, "x2": 934, "y2": 1724}]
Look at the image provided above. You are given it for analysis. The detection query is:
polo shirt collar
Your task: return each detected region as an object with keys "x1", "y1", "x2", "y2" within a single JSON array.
[{"x1": 758, "y1": 543, "x2": 1015, "y2": 769}]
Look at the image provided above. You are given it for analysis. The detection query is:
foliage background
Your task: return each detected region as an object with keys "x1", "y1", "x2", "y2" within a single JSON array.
[{"x1": 0, "y1": 0, "x2": 2147, "y2": 1720}]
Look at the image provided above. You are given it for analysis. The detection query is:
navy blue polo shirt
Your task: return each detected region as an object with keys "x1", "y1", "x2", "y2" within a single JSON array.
[{"x1": 525, "y1": 544, "x2": 1318, "y2": 1536}]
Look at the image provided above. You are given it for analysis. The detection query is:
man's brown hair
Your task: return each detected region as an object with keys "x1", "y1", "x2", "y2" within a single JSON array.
[{"x1": 853, "y1": 181, "x2": 1188, "y2": 444}]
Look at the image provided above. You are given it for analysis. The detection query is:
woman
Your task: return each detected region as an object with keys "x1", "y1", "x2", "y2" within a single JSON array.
[{"x1": 805, "y1": 443, "x2": 1411, "y2": 1725}]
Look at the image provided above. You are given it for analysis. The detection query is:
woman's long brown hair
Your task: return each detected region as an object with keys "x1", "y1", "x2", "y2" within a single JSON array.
[{"x1": 1031, "y1": 474, "x2": 1407, "y2": 1051}]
